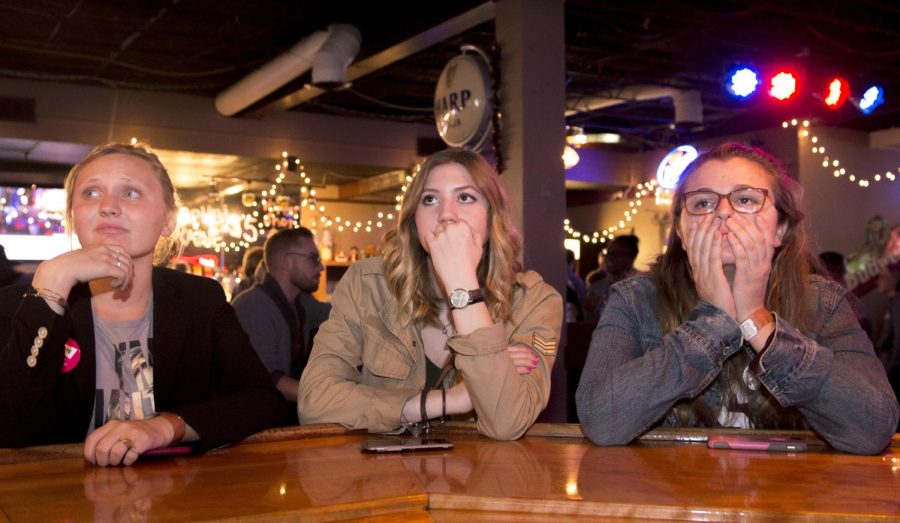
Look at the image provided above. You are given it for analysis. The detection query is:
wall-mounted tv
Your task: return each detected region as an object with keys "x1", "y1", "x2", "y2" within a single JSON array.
[{"x1": 0, "y1": 186, "x2": 75, "y2": 261}]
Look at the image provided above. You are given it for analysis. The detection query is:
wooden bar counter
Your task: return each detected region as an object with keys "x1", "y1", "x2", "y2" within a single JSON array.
[{"x1": 1, "y1": 424, "x2": 897, "y2": 522}]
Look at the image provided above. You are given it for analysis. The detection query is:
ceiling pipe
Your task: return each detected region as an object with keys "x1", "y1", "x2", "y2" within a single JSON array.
[
  {"x1": 312, "y1": 24, "x2": 362, "y2": 89},
  {"x1": 214, "y1": 24, "x2": 361, "y2": 117},
  {"x1": 566, "y1": 86, "x2": 703, "y2": 125},
  {"x1": 248, "y1": 2, "x2": 495, "y2": 117}
]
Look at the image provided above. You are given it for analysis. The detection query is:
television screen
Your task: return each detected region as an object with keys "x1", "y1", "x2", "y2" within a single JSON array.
[{"x1": 0, "y1": 186, "x2": 75, "y2": 261}]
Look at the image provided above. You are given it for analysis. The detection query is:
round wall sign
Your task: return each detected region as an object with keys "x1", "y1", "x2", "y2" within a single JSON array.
[
  {"x1": 656, "y1": 145, "x2": 699, "y2": 189},
  {"x1": 434, "y1": 50, "x2": 492, "y2": 150}
]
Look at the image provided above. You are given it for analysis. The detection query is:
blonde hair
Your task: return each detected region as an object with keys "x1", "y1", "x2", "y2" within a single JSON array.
[
  {"x1": 381, "y1": 148, "x2": 522, "y2": 327},
  {"x1": 64, "y1": 142, "x2": 182, "y2": 265},
  {"x1": 652, "y1": 142, "x2": 814, "y2": 429}
]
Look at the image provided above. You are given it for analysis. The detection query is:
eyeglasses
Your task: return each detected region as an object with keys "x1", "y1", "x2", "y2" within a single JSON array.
[
  {"x1": 285, "y1": 251, "x2": 322, "y2": 264},
  {"x1": 682, "y1": 187, "x2": 770, "y2": 215}
]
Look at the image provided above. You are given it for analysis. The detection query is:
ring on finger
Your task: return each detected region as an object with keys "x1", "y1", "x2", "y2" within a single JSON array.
[{"x1": 116, "y1": 260, "x2": 122, "y2": 268}]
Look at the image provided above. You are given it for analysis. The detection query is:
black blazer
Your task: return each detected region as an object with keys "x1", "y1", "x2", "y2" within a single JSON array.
[{"x1": 0, "y1": 267, "x2": 284, "y2": 451}]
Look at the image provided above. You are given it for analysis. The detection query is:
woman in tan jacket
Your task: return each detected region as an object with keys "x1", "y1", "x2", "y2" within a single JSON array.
[{"x1": 298, "y1": 149, "x2": 563, "y2": 440}]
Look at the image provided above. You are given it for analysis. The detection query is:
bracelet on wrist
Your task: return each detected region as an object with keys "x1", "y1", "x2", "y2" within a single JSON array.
[{"x1": 24, "y1": 287, "x2": 68, "y2": 312}]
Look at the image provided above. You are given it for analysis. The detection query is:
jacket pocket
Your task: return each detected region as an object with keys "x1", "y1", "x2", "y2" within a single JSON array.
[{"x1": 361, "y1": 325, "x2": 412, "y2": 380}]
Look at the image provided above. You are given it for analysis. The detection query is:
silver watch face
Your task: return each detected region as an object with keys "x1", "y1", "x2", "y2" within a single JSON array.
[
  {"x1": 740, "y1": 320, "x2": 758, "y2": 340},
  {"x1": 449, "y1": 289, "x2": 469, "y2": 308}
]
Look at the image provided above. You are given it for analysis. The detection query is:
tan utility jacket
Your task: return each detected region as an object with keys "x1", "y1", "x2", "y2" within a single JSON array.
[{"x1": 298, "y1": 257, "x2": 563, "y2": 440}]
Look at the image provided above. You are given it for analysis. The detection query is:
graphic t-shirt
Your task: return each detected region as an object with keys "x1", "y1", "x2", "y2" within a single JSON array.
[{"x1": 88, "y1": 305, "x2": 155, "y2": 434}]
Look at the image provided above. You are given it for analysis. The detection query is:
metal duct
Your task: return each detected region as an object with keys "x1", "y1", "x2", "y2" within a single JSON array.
[
  {"x1": 215, "y1": 24, "x2": 362, "y2": 117},
  {"x1": 312, "y1": 24, "x2": 362, "y2": 89},
  {"x1": 566, "y1": 86, "x2": 703, "y2": 125}
]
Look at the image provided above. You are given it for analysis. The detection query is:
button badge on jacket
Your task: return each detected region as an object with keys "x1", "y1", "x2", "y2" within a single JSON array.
[{"x1": 62, "y1": 339, "x2": 81, "y2": 373}]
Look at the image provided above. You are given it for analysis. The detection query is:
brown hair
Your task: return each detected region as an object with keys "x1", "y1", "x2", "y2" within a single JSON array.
[
  {"x1": 381, "y1": 148, "x2": 522, "y2": 327},
  {"x1": 652, "y1": 142, "x2": 813, "y2": 429},
  {"x1": 263, "y1": 227, "x2": 314, "y2": 272},
  {"x1": 64, "y1": 142, "x2": 181, "y2": 264}
]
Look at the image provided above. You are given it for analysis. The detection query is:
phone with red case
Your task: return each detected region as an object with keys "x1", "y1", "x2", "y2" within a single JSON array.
[
  {"x1": 707, "y1": 435, "x2": 807, "y2": 452},
  {"x1": 142, "y1": 445, "x2": 194, "y2": 457}
]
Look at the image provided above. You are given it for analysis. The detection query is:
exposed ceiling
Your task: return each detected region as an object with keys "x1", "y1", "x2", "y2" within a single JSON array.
[{"x1": 0, "y1": 0, "x2": 898, "y2": 191}]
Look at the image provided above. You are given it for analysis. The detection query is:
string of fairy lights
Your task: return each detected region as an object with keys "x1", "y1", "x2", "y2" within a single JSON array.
[
  {"x1": 783, "y1": 118, "x2": 898, "y2": 187},
  {"x1": 188, "y1": 152, "x2": 415, "y2": 255},
  {"x1": 183, "y1": 118, "x2": 897, "y2": 258},
  {"x1": 565, "y1": 119, "x2": 898, "y2": 249},
  {"x1": 563, "y1": 179, "x2": 671, "y2": 246}
]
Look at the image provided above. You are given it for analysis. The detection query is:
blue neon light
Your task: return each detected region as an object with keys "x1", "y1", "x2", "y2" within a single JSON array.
[
  {"x1": 727, "y1": 66, "x2": 759, "y2": 98},
  {"x1": 859, "y1": 86, "x2": 884, "y2": 114}
]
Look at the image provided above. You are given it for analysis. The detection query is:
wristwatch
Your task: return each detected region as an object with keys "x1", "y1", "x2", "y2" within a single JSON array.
[
  {"x1": 740, "y1": 308, "x2": 774, "y2": 340},
  {"x1": 448, "y1": 288, "x2": 485, "y2": 309}
]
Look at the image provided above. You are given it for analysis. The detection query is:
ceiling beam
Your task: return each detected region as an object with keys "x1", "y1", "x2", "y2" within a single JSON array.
[
  {"x1": 248, "y1": 2, "x2": 495, "y2": 117},
  {"x1": 338, "y1": 169, "x2": 407, "y2": 200}
]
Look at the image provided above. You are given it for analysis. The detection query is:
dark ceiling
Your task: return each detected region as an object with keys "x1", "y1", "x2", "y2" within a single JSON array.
[{"x1": 0, "y1": 0, "x2": 898, "y2": 152}]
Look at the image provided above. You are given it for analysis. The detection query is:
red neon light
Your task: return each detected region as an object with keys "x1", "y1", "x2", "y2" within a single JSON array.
[
  {"x1": 824, "y1": 77, "x2": 849, "y2": 109},
  {"x1": 769, "y1": 71, "x2": 798, "y2": 101}
]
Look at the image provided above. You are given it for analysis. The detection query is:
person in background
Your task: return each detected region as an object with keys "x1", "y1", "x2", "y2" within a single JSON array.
[
  {"x1": 232, "y1": 246, "x2": 264, "y2": 300},
  {"x1": 232, "y1": 227, "x2": 331, "y2": 424},
  {"x1": 0, "y1": 142, "x2": 283, "y2": 465},
  {"x1": 583, "y1": 235, "x2": 639, "y2": 324},
  {"x1": 576, "y1": 142, "x2": 898, "y2": 455},
  {"x1": 0, "y1": 245, "x2": 25, "y2": 287},
  {"x1": 299, "y1": 148, "x2": 562, "y2": 440},
  {"x1": 818, "y1": 250, "x2": 874, "y2": 343},
  {"x1": 883, "y1": 263, "x2": 900, "y2": 431},
  {"x1": 566, "y1": 249, "x2": 586, "y2": 323},
  {"x1": 170, "y1": 261, "x2": 190, "y2": 273}
]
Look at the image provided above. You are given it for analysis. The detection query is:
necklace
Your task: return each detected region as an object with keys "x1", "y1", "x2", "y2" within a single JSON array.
[{"x1": 440, "y1": 321, "x2": 453, "y2": 336}]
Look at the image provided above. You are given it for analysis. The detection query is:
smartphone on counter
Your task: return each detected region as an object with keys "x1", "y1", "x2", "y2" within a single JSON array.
[
  {"x1": 142, "y1": 445, "x2": 194, "y2": 458},
  {"x1": 360, "y1": 437, "x2": 454, "y2": 453},
  {"x1": 707, "y1": 435, "x2": 807, "y2": 452}
]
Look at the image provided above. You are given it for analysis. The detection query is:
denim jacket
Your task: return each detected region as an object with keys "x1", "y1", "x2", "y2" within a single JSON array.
[{"x1": 576, "y1": 274, "x2": 899, "y2": 455}]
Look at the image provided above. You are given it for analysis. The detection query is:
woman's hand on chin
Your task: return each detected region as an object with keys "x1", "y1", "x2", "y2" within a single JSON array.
[
  {"x1": 424, "y1": 220, "x2": 483, "y2": 292},
  {"x1": 33, "y1": 244, "x2": 135, "y2": 298}
]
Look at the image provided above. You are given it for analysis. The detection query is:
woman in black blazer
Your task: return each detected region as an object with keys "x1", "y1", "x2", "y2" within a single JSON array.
[{"x1": 0, "y1": 142, "x2": 283, "y2": 465}]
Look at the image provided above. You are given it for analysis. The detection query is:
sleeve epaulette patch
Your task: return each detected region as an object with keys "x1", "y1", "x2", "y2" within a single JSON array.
[{"x1": 532, "y1": 332, "x2": 558, "y2": 357}]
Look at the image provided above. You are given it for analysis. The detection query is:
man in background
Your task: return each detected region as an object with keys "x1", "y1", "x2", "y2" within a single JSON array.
[
  {"x1": 584, "y1": 235, "x2": 639, "y2": 324},
  {"x1": 233, "y1": 228, "x2": 331, "y2": 424}
]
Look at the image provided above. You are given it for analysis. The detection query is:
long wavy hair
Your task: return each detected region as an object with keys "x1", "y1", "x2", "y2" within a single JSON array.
[
  {"x1": 381, "y1": 149, "x2": 522, "y2": 328},
  {"x1": 653, "y1": 142, "x2": 815, "y2": 429},
  {"x1": 64, "y1": 142, "x2": 182, "y2": 265}
]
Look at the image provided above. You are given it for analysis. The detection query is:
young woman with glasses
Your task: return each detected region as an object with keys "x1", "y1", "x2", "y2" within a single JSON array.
[
  {"x1": 298, "y1": 148, "x2": 563, "y2": 440},
  {"x1": 576, "y1": 142, "x2": 898, "y2": 454}
]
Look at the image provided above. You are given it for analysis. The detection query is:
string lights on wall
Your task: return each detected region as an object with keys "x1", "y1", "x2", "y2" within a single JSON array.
[
  {"x1": 784, "y1": 118, "x2": 898, "y2": 188},
  {"x1": 564, "y1": 179, "x2": 671, "y2": 246},
  {"x1": 202, "y1": 152, "x2": 413, "y2": 255}
]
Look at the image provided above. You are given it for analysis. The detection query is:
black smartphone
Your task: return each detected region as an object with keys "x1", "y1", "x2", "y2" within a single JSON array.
[{"x1": 360, "y1": 437, "x2": 454, "y2": 453}]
